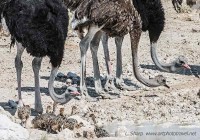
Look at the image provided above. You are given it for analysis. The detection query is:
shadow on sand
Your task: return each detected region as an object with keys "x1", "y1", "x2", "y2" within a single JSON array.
[{"x1": 140, "y1": 64, "x2": 200, "y2": 77}]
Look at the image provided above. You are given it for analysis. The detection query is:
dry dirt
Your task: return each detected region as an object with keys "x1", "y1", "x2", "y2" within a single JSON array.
[{"x1": 0, "y1": 0, "x2": 199, "y2": 139}]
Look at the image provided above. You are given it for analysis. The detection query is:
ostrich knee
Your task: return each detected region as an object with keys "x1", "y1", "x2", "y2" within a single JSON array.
[{"x1": 15, "y1": 42, "x2": 24, "y2": 105}]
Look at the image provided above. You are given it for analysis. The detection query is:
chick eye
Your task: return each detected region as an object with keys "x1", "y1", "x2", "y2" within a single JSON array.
[{"x1": 162, "y1": 79, "x2": 166, "y2": 83}]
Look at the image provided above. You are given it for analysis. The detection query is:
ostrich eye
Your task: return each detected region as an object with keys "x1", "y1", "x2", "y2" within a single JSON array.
[
  {"x1": 179, "y1": 61, "x2": 184, "y2": 64},
  {"x1": 162, "y1": 79, "x2": 166, "y2": 83},
  {"x1": 68, "y1": 89, "x2": 72, "y2": 92}
]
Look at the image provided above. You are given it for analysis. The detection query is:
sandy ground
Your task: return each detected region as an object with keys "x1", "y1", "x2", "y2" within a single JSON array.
[{"x1": 0, "y1": 0, "x2": 199, "y2": 139}]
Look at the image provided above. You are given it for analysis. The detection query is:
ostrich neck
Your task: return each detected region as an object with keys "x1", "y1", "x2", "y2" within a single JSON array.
[
  {"x1": 151, "y1": 42, "x2": 177, "y2": 72},
  {"x1": 130, "y1": 31, "x2": 161, "y2": 87},
  {"x1": 48, "y1": 67, "x2": 71, "y2": 104}
]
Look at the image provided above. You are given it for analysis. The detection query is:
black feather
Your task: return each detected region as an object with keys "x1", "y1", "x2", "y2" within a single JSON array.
[{"x1": 1, "y1": 0, "x2": 69, "y2": 67}]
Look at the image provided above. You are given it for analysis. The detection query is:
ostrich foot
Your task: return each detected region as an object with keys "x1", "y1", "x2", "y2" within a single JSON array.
[
  {"x1": 98, "y1": 93, "x2": 120, "y2": 100},
  {"x1": 81, "y1": 86, "x2": 98, "y2": 102},
  {"x1": 104, "y1": 78, "x2": 120, "y2": 94},
  {"x1": 35, "y1": 103, "x2": 43, "y2": 114},
  {"x1": 94, "y1": 84, "x2": 120, "y2": 100},
  {"x1": 115, "y1": 78, "x2": 138, "y2": 91},
  {"x1": 83, "y1": 94, "x2": 98, "y2": 102}
]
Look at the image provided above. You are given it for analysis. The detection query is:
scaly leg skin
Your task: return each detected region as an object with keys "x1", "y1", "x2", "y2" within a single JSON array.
[
  {"x1": 32, "y1": 57, "x2": 43, "y2": 114},
  {"x1": 15, "y1": 42, "x2": 25, "y2": 107},
  {"x1": 101, "y1": 33, "x2": 120, "y2": 94},
  {"x1": 52, "y1": 102, "x2": 57, "y2": 114},
  {"x1": 91, "y1": 32, "x2": 119, "y2": 100},
  {"x1": 104, "y1": 75, "x2": 120, "y2": 94},
  {"x1": 80, "y1": 25, "x2": 102, "y2": 102},
  {"x1": 115, "y1": 37, "x2": 137, "y2": 91}
]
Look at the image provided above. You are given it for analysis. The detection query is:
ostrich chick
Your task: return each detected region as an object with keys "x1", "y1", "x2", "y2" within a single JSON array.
[
  {"x1": 32, "y1": 106, "x2": 56, "y2": 130},
  {"x1": 17, "y1": 105, "x2": 31, "y2": 128},
  {"x1": 89, "y1": 114, "x2": 109, "y2": 138},
  {"x1": 46, "y1": 105, "x2": 54, "y2": 114},
  {"x1": 48, "y1": 108, "x2": 67, "y2": 133},
  {"x1": 58, "y1": 107, "x2": 65, "y2": 117}
]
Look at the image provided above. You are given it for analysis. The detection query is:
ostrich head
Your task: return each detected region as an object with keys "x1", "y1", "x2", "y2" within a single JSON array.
[
  {"x1": 48, "y1": 67, "x2": 81, "y2": 104},
  {"x1": 154, "y1": 75, "x2": 170, "y2": 88},
  {"x1": 173, "y1": 55, "x2": 191, "y2": 70}
]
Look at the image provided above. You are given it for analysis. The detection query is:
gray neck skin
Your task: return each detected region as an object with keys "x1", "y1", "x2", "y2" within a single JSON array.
[
  {"x1": 151, "y1": 42, "x2": 181, "y2": 72},
  {"x1": 48, "y1": 67, "x2": 72, "y2": 104},
  {"x1": 130, "y1": 32, "x2": 162, "y2": 87}
]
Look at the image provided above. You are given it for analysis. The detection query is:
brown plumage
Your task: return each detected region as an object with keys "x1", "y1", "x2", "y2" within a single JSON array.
[
  {"x1": 32, "y1": 106, "x2": 83, "y2": 133},
  {"x1": 48, "y1": 108, "x2": 80, "y2": 133},
  {"x1": 67, "y1": 0, "x2": 140, "y2": 37},
  {"x1": 48, "y1": 107, "x2": 67, "y2": 133},
  {"x1": 63, "y1": 118, "x2": 79, "y2": 130},
  {"x1": 32, "y1": 106, "x2": 56, "y2": 131},
  {"x1": 17, "y1": 105, "x2": 31, "y2": 128},
  {"x1": 62, "y1": 0, "x2": 169, "y2": 101},
  {"x1": 89, "y1": 114, "x2": 110, "y2": 138},
  {"x1": 59, "y1": 107, "x2": 65, "y2": 117},
  {"x1": 46, "y1": 105, "x2": 53, "y2": 114},
  {"x1": 71, "y1": 105, "x2": 78, "y2": 115}
]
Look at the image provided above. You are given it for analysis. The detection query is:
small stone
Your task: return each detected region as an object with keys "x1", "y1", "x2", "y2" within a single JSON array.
[
  {"x1": 8, "y1": 100, "x2": 17, "y2": 109},
  {"x1": 67, "y1": 72, "x2": 77, "y2": 79},
  {"x1": 57, "y1": 72, "x2": 65, "y2": 78},
  {"x1": 72, "y1": 77, "x2": 80, "y2": 84}
]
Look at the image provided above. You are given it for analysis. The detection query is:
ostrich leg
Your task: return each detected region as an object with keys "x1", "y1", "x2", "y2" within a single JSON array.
[
  {"x1": 91, "y1": 32, "x2": 119, "y2": 99},
  {"x1": 90, "y1": 31, "x2": 104, "y2": 94},
  {"x1": 79, "y1": 25, "x2": 102, "y2": 101},
  {"x1": 32, "y1": 57, "x2": 43, "y2": 114},
  {"x1": 102, "y1": 34, "x2": 136, "y2": 91},
  {"x1": 115, "y1": 37, "x2": 137, "y2": 91},
  {"x1": 101, "y1": 33, "x2": 119, "y2": 93},
  {"x1": 15, "y1": 42, "x2": 25, "y2": 107},
  {"x1": 172, "y1": 0, "x2": 182, "y2": 13}
]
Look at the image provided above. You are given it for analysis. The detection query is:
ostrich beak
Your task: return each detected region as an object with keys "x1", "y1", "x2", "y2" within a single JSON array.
[
  {"x1": 182, "y1": 64, "x2": 191, "y2": 69},
  {"x1": 70, "y1": 91, "x2": 81, "y2": 96},
  {"x1": 164, "y1": 84, "x2": 170, "y2": 89}
]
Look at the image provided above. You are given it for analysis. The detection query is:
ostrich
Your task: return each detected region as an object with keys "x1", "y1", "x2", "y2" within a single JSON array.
[
  {"x1": 172, "y1": 0, "x2": 183, "y2": 12},
  {"x1": 61, "y1": 0, "x2": 169, "y2": 101},
  {"x1": 0, "y1": 0, "x2": 79, "y2": 113},
  {"x1": 172, "y1": 0, "x2": 197, "y2": 12},
  {"x1": 102, "y1": 0, "x2": 191, "y2": 91}
]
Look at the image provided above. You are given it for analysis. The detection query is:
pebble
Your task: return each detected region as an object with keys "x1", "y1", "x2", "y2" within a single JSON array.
[
  {"x1": 67, "y1": 72, "x2": 78, "y2": 79},
  {"x1": 72, "y1": 77, "x2": 80, "y2": 84},
  {"x1": 8, "y1": 100, "x2": 17, "y2": 109},
  {"x1": 57, "y1": 72, "x2": 65, "y2": 78}
]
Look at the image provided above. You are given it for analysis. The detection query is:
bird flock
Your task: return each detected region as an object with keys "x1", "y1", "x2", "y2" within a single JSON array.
[{"x1": 0, "y1": 0, "x2": 199, "y2": 134}]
